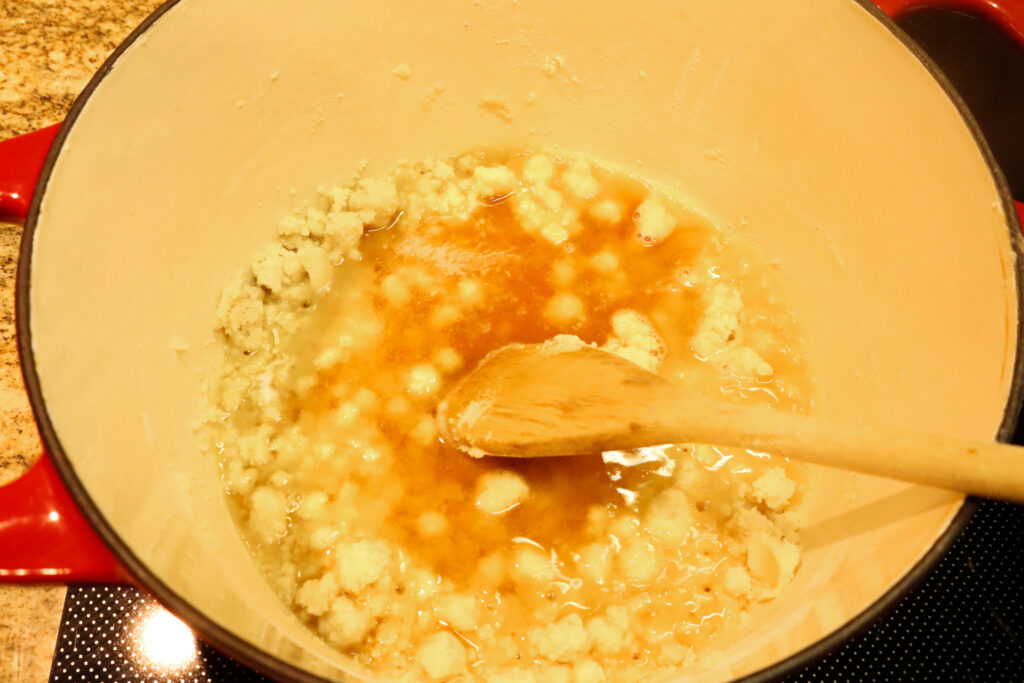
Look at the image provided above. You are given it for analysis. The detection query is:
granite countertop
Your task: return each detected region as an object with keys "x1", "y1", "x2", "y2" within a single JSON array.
[{"x1": 0, "y1": 2, "x2": 163, "y2": 681}]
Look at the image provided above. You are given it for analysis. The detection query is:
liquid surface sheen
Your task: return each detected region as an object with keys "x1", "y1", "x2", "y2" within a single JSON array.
[{"x1": 202, "y1": 150, "x2": 812, "y2": 682}]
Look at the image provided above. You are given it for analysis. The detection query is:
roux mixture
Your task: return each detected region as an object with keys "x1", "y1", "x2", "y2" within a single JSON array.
[{"x1": 201, "y1": 151, "x2": 811, "y2": 682}]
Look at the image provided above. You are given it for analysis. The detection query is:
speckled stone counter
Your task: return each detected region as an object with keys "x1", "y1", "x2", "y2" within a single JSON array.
[{"x1": 0, "y1": 2, "x2": 163, "y2": 681}]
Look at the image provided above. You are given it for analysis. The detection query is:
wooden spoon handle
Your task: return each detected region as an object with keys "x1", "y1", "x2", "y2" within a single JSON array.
[
  {"x1": 636, "y1": 383, "x2": 1024, "y2": 503},
  {"x1": 440, "y1": 344, "x2": 1024, "y2": 502}
]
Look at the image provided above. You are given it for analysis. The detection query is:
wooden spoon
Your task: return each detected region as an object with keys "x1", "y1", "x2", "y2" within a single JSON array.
[{"x1": 435, "y1": 341, "x2": 1024, "y2": 503}]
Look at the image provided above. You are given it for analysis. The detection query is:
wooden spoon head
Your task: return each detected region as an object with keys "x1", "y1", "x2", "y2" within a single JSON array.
[{"x1": 436, "y1": 339, "x2": 670, "y2": 457}]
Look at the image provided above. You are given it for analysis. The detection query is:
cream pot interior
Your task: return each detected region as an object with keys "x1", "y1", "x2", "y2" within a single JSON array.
[{"x1": 23, "y1": 0, "x2": 1020, "y2": 680}]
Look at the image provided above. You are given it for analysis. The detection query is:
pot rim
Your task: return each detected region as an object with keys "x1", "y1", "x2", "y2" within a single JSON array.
[{"x1": 15, "y1": 1, "x2": 1024, "y2": 681}]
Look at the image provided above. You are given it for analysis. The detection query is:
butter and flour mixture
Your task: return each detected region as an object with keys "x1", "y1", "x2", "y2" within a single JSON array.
[{"x1": 200, "y1": 150, "x2": 812, "y2": 682}]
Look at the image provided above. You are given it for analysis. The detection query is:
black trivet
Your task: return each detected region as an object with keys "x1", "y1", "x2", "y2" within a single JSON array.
[
  {"x1": 47, "y1": 501, "x2": 1023, "y2": 682},
  {"x1": 48, "y1": 584, "x2": 264, "y2": 682},
  {"x1": 791, "y1": 501, "x2": 1024, "y2": 681}
]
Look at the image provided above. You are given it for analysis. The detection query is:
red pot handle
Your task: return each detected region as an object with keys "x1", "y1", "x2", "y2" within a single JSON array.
[
  {"x1": 0, "y1": 125, "x2": 126, "y2": 582},
  {"x1": 0, "y1": 453, "x2": 127, "y2": 582},
  {"x1": 872, "y1": 0, "x2": 1024, "y2": 44},
  {"x1": 0, "y1": 124, "x2": 59, "y2": 222}
]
